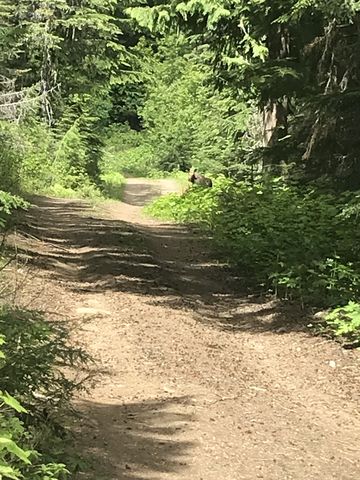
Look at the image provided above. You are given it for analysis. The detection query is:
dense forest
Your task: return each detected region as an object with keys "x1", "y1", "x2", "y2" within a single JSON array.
[{"x1": 1, "y1": 1, "x2": 360, "y2": 479}]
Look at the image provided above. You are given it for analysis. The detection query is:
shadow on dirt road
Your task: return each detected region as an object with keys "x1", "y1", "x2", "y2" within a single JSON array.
[
  {"x1": 75, "y1": 396, "x2": 194, "y2": 480},
  {"x1": 15, "y1": 193, "x2": 306, "y2": 335},
  {"x1": 8, "y1": 180, "x2": 360, "y2": 480}
]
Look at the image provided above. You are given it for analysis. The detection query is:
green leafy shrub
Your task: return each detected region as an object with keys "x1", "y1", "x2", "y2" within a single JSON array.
[
  {"x1": 0, "y1": 388, "x2": 69, "y2": 480},
  {"x1": 0, "y1": 330, "x2": 73, "y2": 480},
  {"x1": 0, "y1": 384, "x2": 34, "y2": 480},
  {"x1": 47, "y1": 184, "x2": 102, "y2": 201},
  {"x1": 102, "y1": 125, "x2": 156, "y2": 177},
  {"x1": 53, "y1": 121, "x2": 88, "y2": 182},
  {"x1": 0, "y1": 306, "x2": 89, "y2": 408},
  {"x1": 325, "y1": 301, "x2": 360, "y2": 343},
  {"x1": 0, "y1": 117, "x2": 103, "y2": 201},
  {"x1": 0, "y1": 192, "x2": 29, "y2": 232},
  {"x1": 0, "y1": 122, "x2": 25, "y2": 193},
  {"x1": 100, "y1": 172, "x2": 125, "y2": 200},
  {"x1": 44, "y1": 171, "x2": 102, "y2": 201},
  {"x1": 20, "y1": 122, "x2": 56, "y2": 193},
  {"x1": 0, "y1": 120, "x2": 58, "y2": 196},
  {"x1": 0, "y1": 192, "x2": 29, "y2": 216},
  {"x1": 0, "y1": 307, "x2": 91, "y2": 479},
  {"x1": 147, "y1": 178, "x2": 360, "y2": 306}
]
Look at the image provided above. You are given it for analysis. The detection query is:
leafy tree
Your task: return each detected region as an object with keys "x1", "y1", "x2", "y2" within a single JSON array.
[
  {"x1": 0, "y1": 0, "x2": 145, "y2": 191},
  {"x1": 105, "y1": 35, "x2": 255, "y2": 175},
  {"x1": 128, "y1": 0, "x2": 360, "y2": 186}
]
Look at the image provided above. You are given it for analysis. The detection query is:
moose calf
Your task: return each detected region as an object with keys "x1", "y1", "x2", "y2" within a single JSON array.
[{"x1": 188, "y1": 169, "x2": 212, "y2": 187}]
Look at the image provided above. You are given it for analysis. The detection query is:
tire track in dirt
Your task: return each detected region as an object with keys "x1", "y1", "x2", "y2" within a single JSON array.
[{"x1": 9, "y1": 179, "x2": 360, "y2": 480}]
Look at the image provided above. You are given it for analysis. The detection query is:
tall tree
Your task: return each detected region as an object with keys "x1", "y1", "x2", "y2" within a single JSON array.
[
  {"x1": 128, "y1": 0, "x2": 360, "y2": 186},
  {"x1": 0, "y1": 0, "x2": 138, "y2": 181}
]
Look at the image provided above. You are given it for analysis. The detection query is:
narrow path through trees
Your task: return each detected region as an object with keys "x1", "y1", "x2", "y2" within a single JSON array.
[{"x1": 10, "y1": 180, "x2": 360, "y2": 480}]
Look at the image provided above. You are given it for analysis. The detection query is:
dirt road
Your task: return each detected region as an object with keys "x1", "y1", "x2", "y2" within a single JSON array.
[{"x1": 11, "y1": 178, "x2": 360, "y2": 480}]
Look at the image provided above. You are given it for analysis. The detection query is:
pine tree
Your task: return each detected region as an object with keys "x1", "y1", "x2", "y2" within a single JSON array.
[{"x1": 127, "y1": 0, "x2": 360, "y2": 186}]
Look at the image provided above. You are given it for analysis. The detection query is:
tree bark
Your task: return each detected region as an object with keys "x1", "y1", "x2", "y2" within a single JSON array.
[
  {"x1": 262, "y1": 99, "x2": 288, "y2": 146},
  {"x1": 263, "y1": 24, "x2": 290, "y2": 147}
]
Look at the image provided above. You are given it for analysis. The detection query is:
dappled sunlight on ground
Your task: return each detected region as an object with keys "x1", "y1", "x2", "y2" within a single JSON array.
[{"x1": 6, "y1": 180, "x2": 360, "y2": 480}]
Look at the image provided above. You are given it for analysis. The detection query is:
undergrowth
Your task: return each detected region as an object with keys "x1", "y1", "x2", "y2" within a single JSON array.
[
  {"x1": 324, "y1": 302, "x2": 360, "y2": 345},
  {"x1": 0, "y1": 192, "x2": 29, "y2": 231},
  {"x1": 0, "y1": 195, "x2": 91, "y2": 478},
  {"x1": 0, "y1": 306, "x2": 91, "y2": 480},
  {"x1": 146, "y1": 177, "x2": 360, "y2": 342}
]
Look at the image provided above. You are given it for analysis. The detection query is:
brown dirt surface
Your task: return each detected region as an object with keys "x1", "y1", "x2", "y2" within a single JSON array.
[{"x1": 5, "y1": 178, "x2": 360, "y2": 480}]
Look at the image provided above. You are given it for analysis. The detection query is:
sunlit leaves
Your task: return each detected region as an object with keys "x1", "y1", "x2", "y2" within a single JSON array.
[
  {"x1": 148, "y1": 177, "x2": 360, "y2": 306},
  {"x1": 326, "y1": 301, "x2": 360, "y2": 341}
]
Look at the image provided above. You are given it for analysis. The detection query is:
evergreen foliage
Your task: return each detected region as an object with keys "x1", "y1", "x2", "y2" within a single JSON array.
[{"x1": 127, "y1": 0, "x2": 360, "y2": 185}]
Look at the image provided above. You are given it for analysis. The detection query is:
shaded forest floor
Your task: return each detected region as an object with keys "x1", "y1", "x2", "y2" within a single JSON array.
[{"x1": 6, "y1": 178, "x2": 360, "y2": 480}]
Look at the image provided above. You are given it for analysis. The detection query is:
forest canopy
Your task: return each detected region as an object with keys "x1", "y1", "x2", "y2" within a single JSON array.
[{"x1": 0, "y1": 0, "x2": 359, "y2": 190}]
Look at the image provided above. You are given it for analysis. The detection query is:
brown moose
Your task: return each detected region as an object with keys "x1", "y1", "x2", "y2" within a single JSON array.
[{"x1": 188, "y1": 169, "x2": 212, "y2": 187}]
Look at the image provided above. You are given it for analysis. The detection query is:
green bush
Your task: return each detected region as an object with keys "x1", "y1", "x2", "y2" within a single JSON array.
[
  {"x1": 0, "y1": 307, "x2": 91, "y2": 479},
  {"x1": 102, "y1": 125, "x2": 156, "y2": 177},
  {"x1": 147, "y1": 177, "x2": 360, "y2": 306},
  {"x1": 44, "y1": 182, "x2": 102, "y2": 201},
  {"x1": 100, "y1": 172, "x2": 125, "y2": 200},
  {"x1": 0, "y1": 191, "x2": 29, "y2": 232},
  {"x1": 0, "y1": 122, "x2": 25, "y2": 193},
  {"x1": 0, "y1": 117, "x2": 104, "y2": 200},
  {"x1": 0, "y1": 307, "x2": 89, "y2": 406},
  {"x1": 20, "y1": 122, "x2": 56, "y2": 193},
  {"x1": 0, "y1": 104, "x2": 116, "y2": 201},
  {"x1": 0, "y1": 385, "x2": 69, "y2": 480},
  {"x1": 325, "y1": 301, "x2": 360, "y2": 343},
  {"x1": 53, "y1": 121, "x2": 88, "y2": 182}
]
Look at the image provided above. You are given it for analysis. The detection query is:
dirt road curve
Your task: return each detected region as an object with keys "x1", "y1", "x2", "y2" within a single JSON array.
[{"x1": 12, "y1": 178, "x2": 360, "y2": 479}]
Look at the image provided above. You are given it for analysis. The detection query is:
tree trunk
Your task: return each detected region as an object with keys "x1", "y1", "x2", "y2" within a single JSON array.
[
  {"x1": 263, "y1": 24, "x2": 290, "y2": 147},
  {"x1": 262, "y1": 99, "x2": 288, "y2": 146}
]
